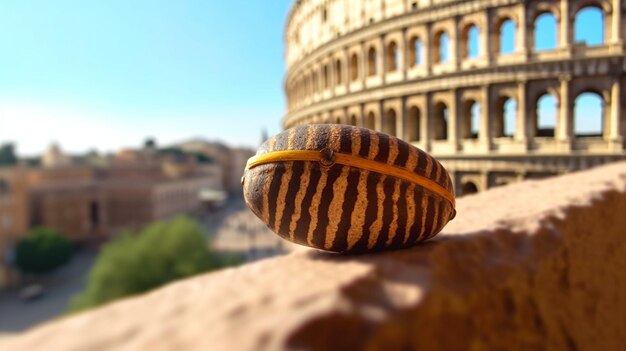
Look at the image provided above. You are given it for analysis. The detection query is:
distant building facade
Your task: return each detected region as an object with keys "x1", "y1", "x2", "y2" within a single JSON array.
[
  {"x1": 283, "y1": 0, "x2": 626, "y2": 195},
  {"x1": 0, "y1": 147, "x2": 224, "y2": 287}
]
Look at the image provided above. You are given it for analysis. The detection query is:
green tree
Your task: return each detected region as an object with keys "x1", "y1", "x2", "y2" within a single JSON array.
[
  {"x1": 0, "y1": 143, "x2": 18, "y2": 167},
  {"x1": 15, "y1": 227, "x2": 74, "y2": 274},
  {"x1": 70, "y1": 216, "x2": 240, "y2": 312}
]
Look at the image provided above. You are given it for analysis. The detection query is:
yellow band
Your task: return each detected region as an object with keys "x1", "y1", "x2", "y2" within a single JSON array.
[{"x1": 246, "y1": 150, "x2": 455, "y2": 208}]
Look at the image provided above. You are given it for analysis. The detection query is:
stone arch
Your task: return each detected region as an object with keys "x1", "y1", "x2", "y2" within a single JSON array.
[
  {"x1": 367, "y1": 46, "x2": 378, "y2": 76},
  {"x1": 335, "y1": 59, "x2": 343, "y2": 85},
  {"x1": 350, "y1": 53, "x2": 359, "y2": 81},
  {"x1": 312, "y1": 70, "x2": 320, "y2": 94},
  {"x1": 535, "y1": 92, "x2": 559, "y2": 137},
  {"x1": 461, "y1": 181, "x2": 479, "y2": 196},
  {"x1": 386, "y1": 41, "x2": 399, "y2": 72},
  {"x1": 349, "y1": 114, "x2": 358, "y2": 126},
  {"x1": 409, "y1": 36, "x2": 423, "y2": 67},
  {"x1": 574, "y1": 5, "x2": 605, "y2": 46},
  {"x1": 407, "y1": 106, "x2": 420, "y2": 141},
  {"x1": 533, "y1": 11, "x2": 558, "y2": 51},
  {"x1": 574, "y1": 91, "x2": 605, "y2": 137},
  {"x1": 494, "y1": 96, "x2": 517, "y2": 138},
  {"x1": 433, "y1": 30, "x2": 450, "y2": 63},
  {"x1": 433, "y1": 101, "x2": 449, "y2": 140},
  {"x1": 323, "y1": 64, "x2": 330, "y2": 89},
  {"x1": 461, "y1": 99, "x2": 480, "y2": 139},
  {"x1": 383, "y1": 109, "x2": 397, "y2": 136},
  {"x1": 495, "y1": 17, "x2": 516, "y2": 55},
  {"x1": 365, "y1": 111, "x2": 376, "y2": 130},
  {"x1": 461, "y1": 23, "x2": 480, "y2": 59}
]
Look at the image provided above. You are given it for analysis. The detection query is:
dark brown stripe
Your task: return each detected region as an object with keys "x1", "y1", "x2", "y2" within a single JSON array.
[
  {"x1": 312, "y1": 125, "x2": 331, "y2": 150},
  {"x1": 277, "y1": 161, "x2": 305, "y2": 237},
  {"x1": 266, "y1": 163, "x2": 285, "y2": 232},
  {"x1": 432, "y1": 162, "x2": 441, "y2": 187},
  {"x1": 373, "y1": 133, "x2": 390, "y2": 164},
  {"x1": 330, "y1": 168, "x2": 361, "y2": 252},
  {"x1": 338, "y1": 126, "x2": 353, "y2": 154},
  {"x1": 357, "y1": 128, "x2": 371, "y2": 158},
  {"x1": 390, "y1": 180, "x2": 410, "y2": 249},
  {"x1": 395, "y1": 138, "x2": 410, "y2": 169},
  {"x1": 374, "y1": 176, "x2": 395, "y2": 250},
  {"x1": 243, "y1": 167, "x2": 267, "y2": 219},
  {"x1": 415, "y1": 149, "x2": 427, "y2": 175},
  {"x1": 292, "y1": 165, "x2": 322, "y2": 246},
  {"x1": 351, "y1": 172, "x2": 380, "y2": 252},
  {"x1": 420, "y1": 195, "x2": 437, "y2": 242},
  {"x1": 311, "y1": 165, "x2": 344, "y2": 249}
]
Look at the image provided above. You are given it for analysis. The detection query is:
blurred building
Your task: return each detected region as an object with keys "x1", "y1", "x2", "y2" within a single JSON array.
[
  {"x1": 176, "y1": 139, "x2": 255, "y2": 194},
  {"x1": 0, "y1": 146, "x2": 225, "y2": 288}
]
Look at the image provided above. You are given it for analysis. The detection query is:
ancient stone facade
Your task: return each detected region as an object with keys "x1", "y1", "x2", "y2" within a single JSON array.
[{"x1": 283, "y1": 0, "x2": 626, "y2": 195}]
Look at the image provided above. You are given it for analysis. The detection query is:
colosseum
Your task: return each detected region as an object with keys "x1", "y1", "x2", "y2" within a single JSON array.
[{"x1": 283, "y1": 0, "x2": 626, "y2": 195}]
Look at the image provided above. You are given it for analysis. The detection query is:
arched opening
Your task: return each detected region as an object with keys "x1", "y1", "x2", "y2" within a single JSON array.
[
  {"x1": 350, "y1": 54, "x2": 359, "y2": 81},
  {"x1": 407, "y1": 106, "x2": 420, "y2": 141},
  {"x1": 323, "y1": 65, "x2": 330, "y2": 89},
  {"x1": 574, "y1": 92, "x2": 604, "y2": 137},
  {"x1": 534, "y1": 12, "x2": 558, "y2": 51},
  {"x1": 575, "y1": 7, "x2": 604, "y2": 46},
  {"x1": 335, "y1": 116, "x2": 342, "y2": 125},
  {"x1": 350, "y1": 114, "x2": 358, "y2": 126},
  {"x1": 313, "y1": 72, "x2": 319, "y2": 93},
  {"x1": 409, "y1": 37, "x2": 423, "y2": 67},
  {"x1": 433, "y1": 31, "x2": 450, "y2": 63},
  {"x1": 536, "y1": 94, "x2": 557, "y2": 137},
  {"x1": 495, "y1": 97, "x2": 517, "y2": 137},
  {"x1": 461, "y1": 100, "x2": 480, "y2": 139},
  {"x1": 367, "y1": 47, "x2": 378, "y2": 76},
  {"x1": 462, "y1": 24, "x2": 480, "y2": 58},
  {"x1": 461, "y1": 181, "x2": 479, "y2": 196},
  {"x1": 386, "y1": 41, "x2": 399, "y2": 72},
  {"x1": 434, "y1": 102, "x2": 449, "y2": 140},
  {"x1": 498, "y1": 18, "x2": 516, "y2": 55},
  {"x1": 365, "y1": 112, "x2": 376, "y2": 130},
  {"x1": 384, "y1": 109, "x2": 397, "y2": 136},
  {"x1": 335, "y1": 59, "x2": 343, "y2": 85}
]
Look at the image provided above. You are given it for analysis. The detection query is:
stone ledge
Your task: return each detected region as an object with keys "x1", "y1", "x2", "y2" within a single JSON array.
[{"x1": 2, "y1": 162, "x2": 625, "y2": 351}]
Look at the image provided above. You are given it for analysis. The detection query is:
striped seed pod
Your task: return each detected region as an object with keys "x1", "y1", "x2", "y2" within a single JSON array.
[{"x1": 242, "y1": 124, "x2": 456, "y2": 254}]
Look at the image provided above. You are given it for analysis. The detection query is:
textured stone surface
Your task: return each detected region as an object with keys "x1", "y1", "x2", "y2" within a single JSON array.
[{"x1": 2, "y1": 162, "x2": 625, "y2": 351}]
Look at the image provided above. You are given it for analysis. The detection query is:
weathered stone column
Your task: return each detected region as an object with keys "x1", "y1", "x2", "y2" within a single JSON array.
[
  {"x1": 480, "y1": 13, "x2": 490, "y2": 62},
  {"x1": 360, "y1": 41, "x2": 368, "y2": 87},
  {"x1": 402, "y1": 28, "x2": 408, "y2": 80},
  {"x1": 358, "y1": 103, "x2": 366, "y2": 127},
  {"x1": 516, "y1": 81, "x2": 529, "y2": 145},
  {"x1": 448, "y1": 89, "x2": 459, "y2": 150},
  {"x1": 426, "y1": 23, "x2": 433, "y2": 74},
  {"x1": 375, "y1": 101, "x2": 383, "y2": 132},
  {"x1": 398, "y1": 97, "x2": 406, "y2": 139},
  {"x1": 517, "y1": 3, "x2": 528, "y2": 55},
  {"x1": 379, "y1": 35, "x2": 386, "y2": 84},
  {"x1": 558, "y1": 76, "x2": 572, "y2": 149},
  {"x1": 480, "y1": 85, "x2": 492, "y2": 150},
  {"x1": 343, "y1": 47, "x2": 351, "y2": 93},
  {"x1": 610, "y1": 77, "x2": 624, "y2": 150},
  {"x1": 422, "y1": 94, "x2": 431, "y2": 151},
  {"x1": 451, "y1": 19, "x2": 459, "y2": 69},
  {"x1": 613, "y1": 0, "x2": 623, "y2": 44},
  {"x1": 559, "y1": 0, "x2": 571, "y2": 50}
]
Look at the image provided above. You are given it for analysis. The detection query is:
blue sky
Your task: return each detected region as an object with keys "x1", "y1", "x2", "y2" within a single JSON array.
[{"x1": 0, "y1": 2, "x2": 605, "y2": 156}]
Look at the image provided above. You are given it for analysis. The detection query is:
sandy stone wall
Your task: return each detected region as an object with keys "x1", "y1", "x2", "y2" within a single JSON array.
[{"x1": 1, "y1": 161, "x2": 625, "y2": 350}]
